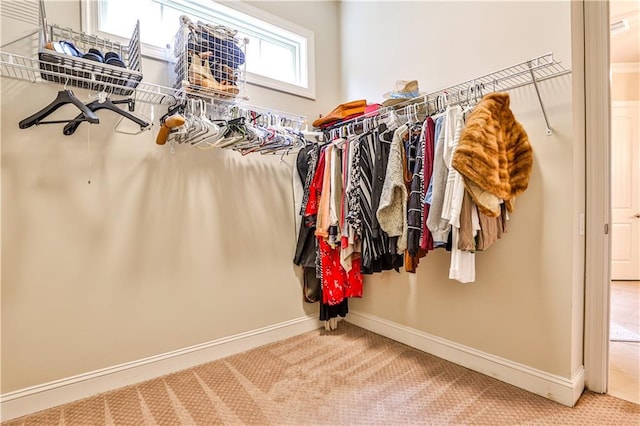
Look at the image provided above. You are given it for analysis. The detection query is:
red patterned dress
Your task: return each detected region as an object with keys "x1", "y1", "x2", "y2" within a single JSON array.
[{"x1": 305, "y1": 146, "x2": 363, "y2": 306}]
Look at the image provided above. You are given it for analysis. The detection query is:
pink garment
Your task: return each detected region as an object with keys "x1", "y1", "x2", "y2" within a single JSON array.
[{"x1": 420, "y1": 117, "x2": 435, "y2": 251}]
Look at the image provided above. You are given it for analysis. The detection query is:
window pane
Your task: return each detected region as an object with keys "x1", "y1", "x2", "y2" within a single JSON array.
[
  {"x1": 95, "y1": 0, "x2": 312, "y2": 94},
  {"x1": 98, "y1": 0, "x2": 141, "y2": 39},
  {"x1": 258, "y1": 41, "x2": 296, "y2": 84}
]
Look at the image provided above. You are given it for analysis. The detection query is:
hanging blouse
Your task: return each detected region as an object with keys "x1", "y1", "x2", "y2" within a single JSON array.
[
  {"x1": 340, "y1": 136, "x2": 361, "y2": 272},
  {"x1": 444, "y1": 109, "x2": 476, "y2": 283},
  {"x1": 420, "y1": 117, "x2": 436, "y2": 252},
  {"x1": 315, "y1": 145, "x2": 333, "y2": 239},
  {"x1": 359, "y1": 124, "x2": 403, "y2": 274},
  {"x1": 426, "y1": 113, "x2": 450, "y2": 245},
  {"x1": 377, "y1": 124, "x2": 409, "y2": 253},
  {"x1": 407, "y1": 124, "x2": 425, "y2": 258},
  {"x1": 345, "y1": 135, "x2": 362, "y2": 239}
]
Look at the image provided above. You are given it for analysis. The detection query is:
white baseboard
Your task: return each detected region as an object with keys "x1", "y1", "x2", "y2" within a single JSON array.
[
  {"x1": 346, "y1": 310, "x2": 585, "y2": 407},
  {"x1": 1, "y1": 315, "x2": 322, "y2": 422}
]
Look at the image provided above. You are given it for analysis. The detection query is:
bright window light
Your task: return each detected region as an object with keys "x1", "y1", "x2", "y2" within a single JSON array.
[{"x1": 86, "y1": 0, "x2": 315, "y2": 99}]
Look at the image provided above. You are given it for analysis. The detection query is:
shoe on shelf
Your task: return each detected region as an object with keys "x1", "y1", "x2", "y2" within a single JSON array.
[{"x1": 188, "y1": 53, "x2": 239, "y2": 97}]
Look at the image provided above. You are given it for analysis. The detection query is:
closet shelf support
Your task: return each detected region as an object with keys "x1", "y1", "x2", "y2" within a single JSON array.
[{"x1": 528, "y1": 60, "x2": 553, "y2": 136}]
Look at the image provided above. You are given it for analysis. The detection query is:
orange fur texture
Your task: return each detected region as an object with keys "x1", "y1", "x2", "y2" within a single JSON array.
[{"x1": 451, "y1": 92, "x2": 533, "y2": 217}]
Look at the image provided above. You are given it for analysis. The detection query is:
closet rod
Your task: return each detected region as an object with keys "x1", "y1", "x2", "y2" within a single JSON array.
[
  {"x1": 0, "y1": 53, "x2": 308, "y2": 133},
  {"x1": 323, "y1": 52, "x2": 571, "y2": 135},
  {"x1": 230, "y1": 103, "x2": 308, "y2": 129}
]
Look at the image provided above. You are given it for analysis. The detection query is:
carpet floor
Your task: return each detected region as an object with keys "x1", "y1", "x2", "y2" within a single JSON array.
[{"x1": 3, "y1": 322, "x2": 639, "y2": 425}]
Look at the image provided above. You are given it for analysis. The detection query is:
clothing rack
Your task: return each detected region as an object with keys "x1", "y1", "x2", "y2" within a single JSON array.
[
  {"x1": 231, "y1": 103, "x2": 308, "y2": 131},
  {"x1": 324, "y1": 52, "x2": 571, "y2": 136}
]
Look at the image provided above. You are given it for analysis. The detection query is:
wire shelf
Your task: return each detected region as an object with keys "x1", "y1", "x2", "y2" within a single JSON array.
[
  {"x1": 321, "y1": 52, "x2": 572, "y2": 134},
  {"x1": 1, "y1": 0, "x2": 143, "y2": 96},
  {"x1": 0, "y1": 52, "x2": 177, "y2": 105},
  {"x1": 37, "y1": 21, "x2": 143, "y2": 96},
  {"x1": 423, "y1": 53, "x2": 572, "y2": 107}
]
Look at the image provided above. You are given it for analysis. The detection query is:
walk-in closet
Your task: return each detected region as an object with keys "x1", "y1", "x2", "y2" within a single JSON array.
[{"x1": 1, "y1": 0, "x2": 638, "y2": 424}]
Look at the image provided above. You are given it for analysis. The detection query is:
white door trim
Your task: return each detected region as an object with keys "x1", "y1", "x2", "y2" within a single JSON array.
[
  {"x1": 612, "y1": 100, "x2": 640, "y2": 107},
  {"x1": 583, "y1": 0, "x2": 611, "y2": 394},
  {"x1": 610, "y1": 62, "x2": 640, "y2": 74}
]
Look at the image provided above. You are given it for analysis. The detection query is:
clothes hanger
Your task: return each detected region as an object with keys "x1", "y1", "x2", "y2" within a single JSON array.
[
  {"x1": 156, "y1": 100, "x2": 187, "y2": 146},
  {"x1": 180, "y1": 100, "x2": 208, "y2": 143},
  {"x1": 19, "y1": 80, "x2": 99, "y2": 129},
  {"x1": 191, "y1": 100, "x2": 223, "y2": 147},
  {"x1": 62, "y1": 94, "x2": 150, "y2": 135}
]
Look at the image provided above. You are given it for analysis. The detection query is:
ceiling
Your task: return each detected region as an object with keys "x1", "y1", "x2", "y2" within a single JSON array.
[{"x1": 610, "y1": 1, "x2": 640, "y2": 63}]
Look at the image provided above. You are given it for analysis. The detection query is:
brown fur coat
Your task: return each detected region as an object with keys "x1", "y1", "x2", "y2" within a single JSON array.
[{"x1": 451, "y1": 92, "x2": 533, "y2": 217}]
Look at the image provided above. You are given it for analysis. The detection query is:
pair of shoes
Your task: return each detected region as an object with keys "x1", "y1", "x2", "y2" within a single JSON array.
[
  {"x1": 82, "y1": 49, "x2": 126, "y2": 68},
  {"x1": 211, "y1": 63, "x2": 237, "y2": 85},
  {"x1": 188, "y1": 53, "x2": 239, "y2": 97},
  {"x1": 44, "y1": 41, "x2": 126, "y2": 68}
]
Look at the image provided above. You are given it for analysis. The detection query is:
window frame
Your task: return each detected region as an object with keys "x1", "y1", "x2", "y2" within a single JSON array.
[{"x1": 80, "y1": 0, "x2": 316, "y2": 99}]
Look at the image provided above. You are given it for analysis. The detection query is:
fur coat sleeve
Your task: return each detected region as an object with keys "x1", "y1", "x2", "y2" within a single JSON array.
[{"x1": 451, "y1": 92, "x2": 533, "y2": 217}]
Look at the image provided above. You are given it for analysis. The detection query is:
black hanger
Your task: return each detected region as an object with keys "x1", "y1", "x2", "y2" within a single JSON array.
[
  {"x1": 161, "y1": 100, "x2": 187, "y2": 122},
  {"x1": 19, "y1": 90, "x2": 100, "y2": 129},
  {"x1": 62, "y1": 98, "x2": 150, "y2": 135}
]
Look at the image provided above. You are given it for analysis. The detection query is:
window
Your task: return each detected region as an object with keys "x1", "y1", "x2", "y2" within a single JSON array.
[{"x1": 82, "y1": 0, "x2": 315, "y2": 99}]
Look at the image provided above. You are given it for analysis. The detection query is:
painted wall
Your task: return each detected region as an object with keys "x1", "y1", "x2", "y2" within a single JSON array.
[
  {"x1": 611, "y1": 70, "x2": 640, "y2": 101},
  {"x1": 1, "y1": 0, "x2": 340, "y2": 392},
  {"x1": 340, "y1": 1, "x2": 584, "y2": 379}
]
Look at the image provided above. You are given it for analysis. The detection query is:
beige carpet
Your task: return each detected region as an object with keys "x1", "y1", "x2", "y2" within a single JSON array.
[{"x1": 4, "y1": 323, "x2": 639, "y2": 425}]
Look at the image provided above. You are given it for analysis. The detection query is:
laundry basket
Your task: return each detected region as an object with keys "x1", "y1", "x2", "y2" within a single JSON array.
[
  {"x1": 170, "y1": 16, "x2": 247, "y2": 101},
  {"x1": 36, "y1": 0, "x2": 142, "y2": 96}
]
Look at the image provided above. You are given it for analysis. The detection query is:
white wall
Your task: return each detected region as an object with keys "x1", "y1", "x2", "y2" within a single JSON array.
[
  {"x1": 1, "y1": 0, "x2": 340, "y2": 393},
  {"x1": 340, "y1": 1, "x2": 584, "y2": 379}
]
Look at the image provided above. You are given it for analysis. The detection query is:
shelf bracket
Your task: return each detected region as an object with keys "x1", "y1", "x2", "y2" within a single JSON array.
[{"x1": 528, "y1": 60, "x2": 553, "y2": 136}]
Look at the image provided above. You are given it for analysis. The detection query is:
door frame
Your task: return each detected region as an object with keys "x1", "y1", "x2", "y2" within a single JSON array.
[{"x1": 583, "y1": 0, "x2": 611, "y2": 394}]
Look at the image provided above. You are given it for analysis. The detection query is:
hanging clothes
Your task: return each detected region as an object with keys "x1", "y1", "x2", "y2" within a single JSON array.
[
  {"x1": 451, "y1": 92, "x2": 533, "y2": 217},
  {"x1": 426, "y1": 113, "x2": 449, "y2": 246},
  {"x1": 419, "y1": 117, "x2": 436, "y2": 252},
  {"x1": 295, "y1": 90, "x2": 532, "y2": 294},
  {"x1": 359, "y1": 123, "x2": 403, "y2": 274},
  {"x1": 340, "y1": 136, "x2": 362, "y2": 272},
  {"x1": 376, "y1": 124, "x2": 409, "y2": 254},
  {"x1": 405, "y1": 122, "x2": 428, "y2": 272},
  {"x1": 294, "y1": 144, "x2": 320, "y2": 268},
  {"x1": 304, "y1": 142, "x2": 363, "y2": 307},
  {"x1": 441, "y1": 107, "x2": 476, "y2": 283},
  {"x1": 457, "y1": 189, "x2": 480, "y2": 252},
  {"x1": 294, "y1": 143, "x2": 321, "y2": 303}
]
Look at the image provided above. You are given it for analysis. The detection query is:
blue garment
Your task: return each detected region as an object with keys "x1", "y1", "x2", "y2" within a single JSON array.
[
  {"x1": 424, "y1": 116, "x2": 445, "y2": 205},
  {"x1": 188, "y1": 33, "x2": 245, "y2": 68}
]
